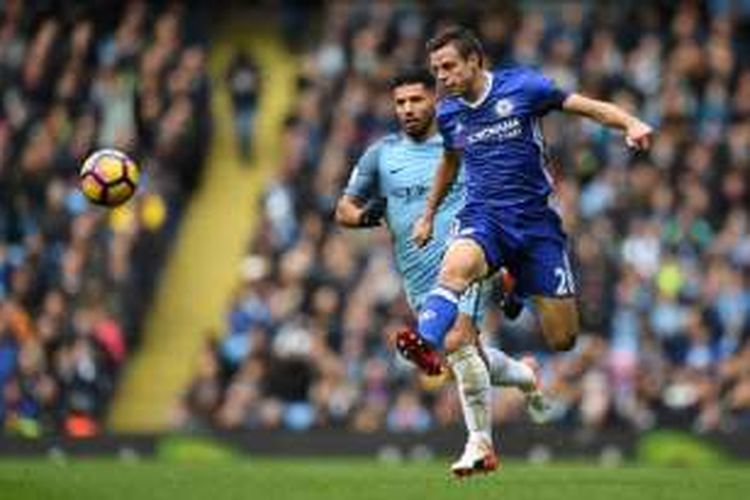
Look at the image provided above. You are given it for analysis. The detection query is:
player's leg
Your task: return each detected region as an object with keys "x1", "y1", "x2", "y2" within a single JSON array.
[
  {"x1": 452, "y1": 280, "x2": 535, "y2": 390},
  {"x1": 459, "y1": 282, "x2": 550, "y2": 423},
  {"x1": 444, "y1": 313, "x2": 497, "y2": 476},
  {"x1": 517, "y1": 224, "x2": 581, "y2": 351},
  {"x1": 532, "y1": 296, "x2": 580, "y2": 351},
  {"x1": 406, "y1": 207, "x2": 499, "y2": 358},
  {"x1": 417, "y1": 238, "x2": 489, "y2": 349},
  {"x1": 481, "y1": 344, "x2": 535, "y2": 390},
  {"x1": 480, "y1": 344, "x2": 550, "y2": 423},
  {"x1": 507, "y1": 207, "x2": 580, "y2": 352},
  {"x1": 397, "y1": 273, "x2": 497, "y2": 476},
  {"x1": 446, "y1": 280, "x2": 552, "y2": 476}
]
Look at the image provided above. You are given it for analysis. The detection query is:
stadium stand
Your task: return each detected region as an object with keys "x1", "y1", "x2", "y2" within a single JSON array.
[
  {"x1": 0, "y1": 1, "x2": 210, "y2": 436},
  {"x1": 179, "y1": 0, "x2": 750, "y2": 435}
]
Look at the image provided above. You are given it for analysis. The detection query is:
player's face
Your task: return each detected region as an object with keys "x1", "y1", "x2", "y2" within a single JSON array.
[
  {"x1": 392, "y1": 83, "x2": 436, "y2": 138},
  {"x1": 429, "y1": 43, "x2": 481, "y2": 96}
]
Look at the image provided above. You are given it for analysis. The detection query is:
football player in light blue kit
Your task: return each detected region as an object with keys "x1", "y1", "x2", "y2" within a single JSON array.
[
  {"x1": 335, "y1": 68, "x2": 545, "y2": 477},
  {"x1": 409, "y1": 27, "x2": 654, "y2": 471}
]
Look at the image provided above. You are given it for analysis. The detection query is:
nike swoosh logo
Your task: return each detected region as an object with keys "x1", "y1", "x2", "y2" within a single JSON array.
[{"x1": 389, "y1": 167, "x2": 407, "y2": 174}]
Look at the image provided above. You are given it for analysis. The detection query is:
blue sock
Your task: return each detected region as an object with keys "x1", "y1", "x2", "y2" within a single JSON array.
[{"x1": 418, "y1": 286, "x2": 460, "y2": 350}]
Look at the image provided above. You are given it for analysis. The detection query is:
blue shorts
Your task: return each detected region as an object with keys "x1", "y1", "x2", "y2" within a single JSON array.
[{"x1": 455, "y1": 203, "x2": 576, "y2": 298}]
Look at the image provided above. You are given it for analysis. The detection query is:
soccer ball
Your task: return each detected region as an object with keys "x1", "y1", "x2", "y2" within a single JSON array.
[{"x1": 79, "y1": 149, "x2": 140, "y2": 207}]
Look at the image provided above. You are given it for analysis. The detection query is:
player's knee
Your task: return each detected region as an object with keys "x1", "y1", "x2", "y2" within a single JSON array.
[
  {"x1": 439, "y1": 258, "x2": 477, "y2": 291},
  {"x1": 538, "y1": 299, "x2": 580, "y2": 352},
  {"x1": 439, "y1": 242, "x2": 485, "y2": 291},
  {"x1": 443, "y1": 327, "x2": 472, "y2": 354},
  {"x1": 548, "y1": 329, "x2": 577, "y2": 352},
  {"x1": 439, "y1": 266, "x2": 470, "y2": 291}
]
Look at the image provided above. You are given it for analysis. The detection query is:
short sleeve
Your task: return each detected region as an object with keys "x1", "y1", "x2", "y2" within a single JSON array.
[
  {"x1": 343, "y1": 142, "x2": 381, "y2": 199},
  {"x1": 524, "y1": 69, "x2": 569, "y2": 116}
]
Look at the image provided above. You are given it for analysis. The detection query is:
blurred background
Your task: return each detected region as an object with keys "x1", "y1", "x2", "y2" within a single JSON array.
[{"x1": 1, "y1": 0, "x2": 750, "y2": 466}]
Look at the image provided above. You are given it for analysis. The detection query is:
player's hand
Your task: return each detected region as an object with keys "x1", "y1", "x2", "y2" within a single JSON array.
[
  {"x1": 625, "y1": 120, "x2": 653, "y2": 151},
  {"x1": 358, "y1": 198, "x2": 386, "y2": 227},
  {"x1": 412, "y1": 214, "x2": 434, "y2": 248}
]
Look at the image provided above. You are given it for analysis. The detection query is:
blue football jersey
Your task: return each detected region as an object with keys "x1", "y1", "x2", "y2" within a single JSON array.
[{"x1": 437, "y1": 67, "x2": 568, "y2": 218}]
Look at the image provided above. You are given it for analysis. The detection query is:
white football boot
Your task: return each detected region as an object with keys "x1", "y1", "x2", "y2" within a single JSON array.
[{"x1": 450, "y1": 437, "x2": 499, "y2": 478}]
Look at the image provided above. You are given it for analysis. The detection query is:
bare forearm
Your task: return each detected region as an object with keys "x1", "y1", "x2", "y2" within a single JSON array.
[
  {"x1": 563, "y1": 93, "x2": 653, "y2": 150},
  {"x1": 424, "y1": 153, "x2": 459, "y2": 219},
  {"x1": 563, "y1": 94, "x2": 640, "y2": 130},
  {"x1": 335, "y1": 197, "x2": 364, "y2": 227}
]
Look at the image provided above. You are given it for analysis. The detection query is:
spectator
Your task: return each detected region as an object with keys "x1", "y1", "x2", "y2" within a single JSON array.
[{"x1": 226, "y1": 49, "x2": 260, "y2": 162}]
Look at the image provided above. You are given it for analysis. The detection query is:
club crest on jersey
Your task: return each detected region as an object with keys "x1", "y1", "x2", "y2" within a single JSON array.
[{"x1": 495, "y1": 98, "x2": 514, "y2": 117}]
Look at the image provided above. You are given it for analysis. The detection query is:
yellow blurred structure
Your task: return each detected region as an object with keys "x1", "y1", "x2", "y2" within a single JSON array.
[{"x1": 108, "y1": 15, "x2": 297, "y2": 432}]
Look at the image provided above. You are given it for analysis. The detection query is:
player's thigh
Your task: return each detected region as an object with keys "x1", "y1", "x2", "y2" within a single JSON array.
[
  {"x1": 516, "y1": 235, "x2": 579, "y2": 350},
  {"x1": 438, "y1": 238, "x2": 489, "y2": 290}
]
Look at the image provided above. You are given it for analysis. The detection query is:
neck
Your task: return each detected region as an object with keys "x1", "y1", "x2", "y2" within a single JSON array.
[
  {"x1": 464, "y1": 71, "x2": 488, "y2": 104},
  {"x1": 406, "y1": 121, "x2": 437, "y2": 142}
]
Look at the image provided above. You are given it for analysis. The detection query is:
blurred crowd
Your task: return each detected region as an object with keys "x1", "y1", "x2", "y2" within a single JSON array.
[
  {"x1": 0, "y1": 0, "x2": 210, "y2": 436},
  {"x1": 180, "y1": 0, "x2": 750, "y2": 436}
]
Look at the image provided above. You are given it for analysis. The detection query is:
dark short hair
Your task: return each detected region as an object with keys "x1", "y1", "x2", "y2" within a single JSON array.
[
  {"x1": 388, "y1": 67, "x2": 436, "y2": 91},
  {"x1": 426, "y1": 26, "x2": 485, "y2": 66}
]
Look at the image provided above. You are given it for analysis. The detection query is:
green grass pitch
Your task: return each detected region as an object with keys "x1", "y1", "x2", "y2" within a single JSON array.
[{"x1": 0, "y1": 459, "x2": 748, "y2": 500}]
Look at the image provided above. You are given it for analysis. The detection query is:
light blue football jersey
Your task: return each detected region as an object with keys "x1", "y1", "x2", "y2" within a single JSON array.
[{"x1": 344, "y1": 132, "x2": 483, "y2": 316}]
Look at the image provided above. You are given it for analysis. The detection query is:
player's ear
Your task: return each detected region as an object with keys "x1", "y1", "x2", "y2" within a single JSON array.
[{"x1": 467, "y1": 52, "x2": 481, "y2": 69}]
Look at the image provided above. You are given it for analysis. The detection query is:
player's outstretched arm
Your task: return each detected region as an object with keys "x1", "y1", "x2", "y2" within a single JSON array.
[
  {"x1": 561, "y1": 94, "x2": 653, "y2": 150},
  {"x1": 412, "y1": 149, "x2": 461, "y2": 247},
  {"x1": 335, "y1": 195, "x2": 385, "y2": 228}
]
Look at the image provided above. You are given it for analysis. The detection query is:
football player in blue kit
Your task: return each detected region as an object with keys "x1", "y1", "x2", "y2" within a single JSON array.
[
  {"x1": 405, "y1": 27, "x2": 653, "y2": 470},
  {"x1": 336, "y1": 68, "x2": 548, "y2": 477}
]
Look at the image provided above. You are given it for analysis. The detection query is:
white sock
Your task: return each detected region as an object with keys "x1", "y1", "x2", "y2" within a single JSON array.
[
  {"x1": 446, "y1": 344, "x2": 492, "y2": 444},
  {"x1": 483, "y1": 345, "x2": 536, "y2": 391}
]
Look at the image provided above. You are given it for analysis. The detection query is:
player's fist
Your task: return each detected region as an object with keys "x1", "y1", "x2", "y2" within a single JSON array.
[
  {"x1": 358, "y1": 198, "x2": 386, "y2": 227},
  {"x1": 412, "y1": 214, "x2": 434, "y2": 248},
  {"x1": 625, "y1": 120, "x2": 653, "y2": 151}
]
